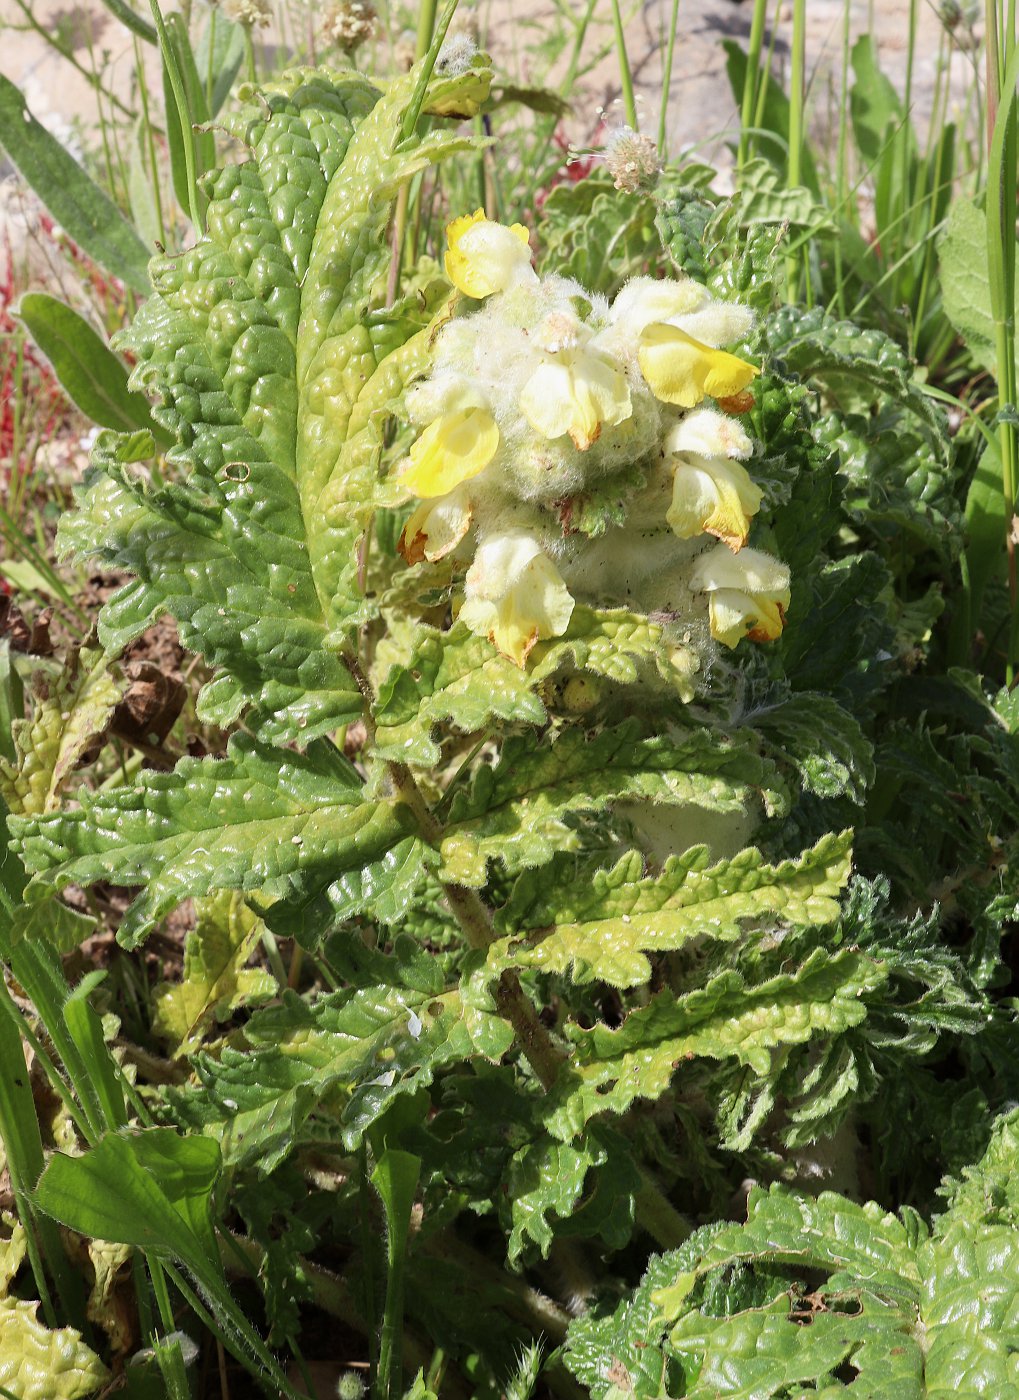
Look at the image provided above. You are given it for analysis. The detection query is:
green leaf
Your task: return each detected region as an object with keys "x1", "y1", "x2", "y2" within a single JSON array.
[
  {"x1": 547, "y1": 948, "x2": 886, "y2": 1138},
  {"x1": 722, "y1": 40, "x2": 820, "y2": 192},
  {"x1": 17, "y1": 294, "x2": 165, "y2": 439},
  {"x1": 161, "y1": 13, "x2": 215, "y2": 223},
  {"x1": 736, "y1": 157, "x2": 834, "y2": 232},
  {"x1": 939, "y1": 196, "x2": 1002, "y2": 375},
  {"x1": 193, "y1": 12, "x2": 245, "y2": 117},
  {"x1": 568, "y1": 1108, "x2": 1019, "y2": 1397},
  {"x1": 0, "y1": 648, "x2": 124, "y2": 817},
  {"x1": 0, "y1": 74, "x2": 150, "y2": 296},
  {"x1": 152, "y1": 892, "x2": 275, "y2": 1055},
  {"x1": 173, "y1": 952, "x2": 514, "y2": 1164},
  {"x1": 750, "y1": 693, "x2": 876, "y2": 803},
  {"x1": 440, "y1": 719, "x2": 783, "y2": 888},
  {"x1": 0, "y1": 1300, "x2": 109, "y2": 1400},
  {"x1": 506, "y1": 1126, "x2": 639, "y2": 1263},
  {"x1": 63, "y1": 66, "x2": 484, "y2": 745},
  {"x1": 491, "y1": 831, "x2": 852, "y2": 989},
  {"x1": 11, "y1": 734, "x2": 412, "y2": 947},
  {"x1": 35, "y1": 1128, "x2": 222, "y2": 1277},
  {"x1": 8, "y1": 896, "x2": 95, "y2": 955},
  {"x1": 95, "y1": 0, "x2": 156, "y2": 44}
]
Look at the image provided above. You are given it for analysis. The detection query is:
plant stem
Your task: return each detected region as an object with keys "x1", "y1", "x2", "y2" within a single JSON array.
[
  {"x1": 657, "y1": 0, "x2": 681, "y2": 156},
  {"x1": 738, "y1": 0, "x2": 769, "y2": 171},
  {"x1": 785, "y1": 0, "x2": 807, "y2": 301},
  {"x1": 342, "y1": 654, "x2": 567, "y2": 1093},
  {"x1": 610, "y1": 0, "x2": 639, "y2": 128},
  {"x1": 635, "y1": 1166, "x2": 692, "y2": 1248}
]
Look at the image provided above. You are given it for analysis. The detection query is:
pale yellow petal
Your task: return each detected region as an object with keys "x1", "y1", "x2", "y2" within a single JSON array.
[
  {"x1": 638, "y1": 324, "x2": 759, "y2": 408},
  {"x1": 689, "y1": 544, "x2": 790, "y2": 598},
  {"x1": 519, "y1": 348, "x2": 631, "y2": 450},
  {"x1": 518, "y1": 360, "x2": 578, "y2": 441},
  {"x1": 707, "y1": 589, "x2": 786, "y2": 648},
  {"x1": 667, "y1": 456, "x2": 763, "y2": 550},
  {"x1": 460, "y1": 531, "x2": 575, "y2": 665},
  {"x1": 444, "y1": 209, "x2": 533, "y2": 298},
  {"x1": 398, "y1": 491, "x2": 472, "y2": 565},
  {"x1": 400, "y1": 408, "x2": 499, "y2": 499},
  {"x1": 609, "y1": 276, "x2": 711, "y2": 335}
]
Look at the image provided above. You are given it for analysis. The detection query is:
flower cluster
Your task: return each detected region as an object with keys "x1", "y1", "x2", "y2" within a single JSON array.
[{"x1": 394, "y1": 210, "x2": 790, "y2": 667}]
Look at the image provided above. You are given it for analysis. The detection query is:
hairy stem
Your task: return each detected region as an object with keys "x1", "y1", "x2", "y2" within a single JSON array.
[{"x1": 343, "y1": 653, "x2": 567, "y2": 1093}]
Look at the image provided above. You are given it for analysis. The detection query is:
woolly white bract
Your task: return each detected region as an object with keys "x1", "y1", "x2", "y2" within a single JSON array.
[{"x1": 394, "y1": 213, "x2": 789, "y2": 665}]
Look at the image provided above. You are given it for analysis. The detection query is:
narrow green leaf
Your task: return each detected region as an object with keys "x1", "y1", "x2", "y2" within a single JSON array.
[
  {"x1": 193, "y1": 12, "x2": 244, "y2": 116},
  {"x1": 17, "y1": 294, "x2": 165, "y2": 439},
  {"x1": 0, "y1": 74, "x2": 150, "y2": 296},
  {"x1": 35, "y1": 1129, "x2": 222, "y2": 1278},
  {"x1": 96, "y1": 0, "x2": 156, "y2": 44},
  {"x1": 160, "y1": 13, "x2": 215, "y2": 223}
]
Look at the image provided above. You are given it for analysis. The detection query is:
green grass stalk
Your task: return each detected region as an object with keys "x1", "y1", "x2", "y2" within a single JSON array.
[
  {"x1": 738, "y1": 0, "x2": 769, "y2": 171},
  {"x1": 786, "y1": 0, "x2": 807, "y2": 301},
  {"x1": 657, "y1": 0, "x2": 681, "y2": 156},
  {"x1": 148, "y1": 0, "x2": 203, "y2": 231},
  {"x1": 610, "y1": 0, "x2": 639, "y2": 128},
  {"x1": 986, "y1": 4, "x2": 1019, "y2": 677}
]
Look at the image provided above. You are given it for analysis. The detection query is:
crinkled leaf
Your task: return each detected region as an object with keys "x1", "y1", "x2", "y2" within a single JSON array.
[
  {"x1": 568, "y1": 1109, "x2": 1019, "y2": 1397},
  {"x1": 61, "y1": 65, "x2": 486, "y2": 746},
  {"x1": 373, "y1": 609, "x2": 675, "y2": 766},
  {"x1": 0, "y1": 648, "x2": 123, "y2": 816},
  {"x1": 11, "y1": 734, "x2": 412, "y2": 948},
  {"x1": 172, "y1": 952, "x2": 513, "y2": 1166},
  {"x1": 506, "y1": 1126, "x2": 640, "y2": 1264},
  {"x1": 491, "y1": 831, "x2": 852, "y2": 989},
  {"x1": 152, "y1": 892, "x2": 276, "y2": 1055},
  {"x1": 0, "y1": 1299, "x2": 109, "y2": 1400},
  {"x1": 546, "y1": 948, "x2": 886, "y2": 1139},
  {"x1": 749, "y1": 692, "x2": 876, "y2": 803},
  {"x1": 440, "y1": 719, "x2": 783, "y2": 888}
]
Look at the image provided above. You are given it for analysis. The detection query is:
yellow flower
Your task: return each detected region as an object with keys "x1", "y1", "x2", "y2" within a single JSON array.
[
  {"x1": 519, "y1": 346, "x2": 631, "y2": 450},
  {"x1": 398, "y1": 489, "x2": 472, "y2": 565},
  {"x1": 666, "y1": 408, "x2": 753, "y2": 461},
  {"x1": 689, "y1": 544, "x2": 790, "y2": 648},
  {"x1": 444, "y1": 209, "x2": 534, "y2": 298},
  {"x1": 610, "y1": 277, "x2": 755, "y2": 347},
  {"x1": 638, "y1": 324, "x2": 759, "y2": 409},
  {"x1": 667, "y1": 454, "x2": 763, "y2": 551},
  {"x1": 459, "y1": 531, "x2": 575, "y2": 665},
  {"x1": 400, "y1": 405, "x2": 499, "y2": 499}
]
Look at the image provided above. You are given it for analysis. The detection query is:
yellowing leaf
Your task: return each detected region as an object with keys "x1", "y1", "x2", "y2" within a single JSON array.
[
  {"x1": 0, "y1": 1298, "x2": 109, "y2": 1400},
  {"x1": 0, "y1": 649, "x2": 122, "y2": 816},
  {"x1": 153, "y1": 892, "x2": 276, "y2": 1055}
]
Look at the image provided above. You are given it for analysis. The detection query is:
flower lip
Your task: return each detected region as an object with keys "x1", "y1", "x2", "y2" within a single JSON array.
[
  {"x1": 518, "y1": 345, "x2": 632, "y2": 450},
  {"x1": 399, "y1": 406, "x2": 500, "y2": 500},
  {"x1": 638, "y1": 323, "x2": 759, "y2": 409},
  {"x1": 667, "y1": 454, "x2": 763, "y2": 551}
]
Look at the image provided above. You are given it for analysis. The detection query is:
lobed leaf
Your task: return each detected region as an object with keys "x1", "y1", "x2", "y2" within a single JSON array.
[
  {"x1": 0, "y1": 648, "x2": 123, "y2": 817},
  {"x1": 440, "y1": 719, "x2": 784, "y2": 888},
  {"x1": 546, "y1": 948, "x2": 886, "y2": 1139},
  {"x1": 490, "y1": 831, "x2": 852, "y2": 989},
  {"x1": 11, "y1": 734, "x2": 412, "y2": 947},
  {"x1": 152, "y1": 892, "x2": 276, "y2": 1055}
]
